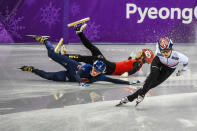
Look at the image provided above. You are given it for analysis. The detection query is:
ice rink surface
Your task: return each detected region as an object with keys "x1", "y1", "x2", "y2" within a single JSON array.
[{"x1": 0, "y1": 43, "x2": 197, "y2": 131}]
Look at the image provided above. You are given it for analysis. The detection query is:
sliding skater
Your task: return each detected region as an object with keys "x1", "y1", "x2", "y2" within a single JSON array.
[
  {"x1": 19, "y1": 35, "x2": 139, "y2": 87},
  {"x1": 60, "y1": 22, "x2": 154, "y2": 76}
]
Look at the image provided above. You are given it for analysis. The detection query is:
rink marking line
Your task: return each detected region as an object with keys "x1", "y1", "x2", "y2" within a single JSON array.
[
  {"x1": 178, "y1": 119, "x2": 195, "y2": 128},
  {"x1": 130, "y1": 74, "x2": 197, "y2": 81},
  {"x1": 0, "y1": 108, "x2": 15, "y2": 110}
]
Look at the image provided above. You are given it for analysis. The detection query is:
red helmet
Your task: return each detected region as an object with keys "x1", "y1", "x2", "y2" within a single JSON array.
[
  {"x1": 142, "y1": 49, "x2": 154, "y2": 64},
  {"x1": 158, "y1": 37, "x2": 173, "y2": 50}
]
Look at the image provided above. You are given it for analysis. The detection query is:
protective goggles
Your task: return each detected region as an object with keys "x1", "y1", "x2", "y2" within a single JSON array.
[
  {"x1": 160, "y1": 49, "x2": 171, "y2": 53},
  {"x1": 92, "y1": 67, "x2": 102, "y2": 73}
]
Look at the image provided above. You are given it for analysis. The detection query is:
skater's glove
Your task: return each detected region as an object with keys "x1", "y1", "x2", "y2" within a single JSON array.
[
  {"x1": 129, "y1": 80, "x2": 140, "y2": 85},
  {"x1": 176, "y1": 70, "x2": 185, "y2": 76},
  {"x1": 80, "y1": 82, "x2": 89, "y2": 87}
]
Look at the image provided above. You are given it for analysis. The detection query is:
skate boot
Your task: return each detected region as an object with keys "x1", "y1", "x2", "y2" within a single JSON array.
[
  {"x1": 74, "y1": 23, "x2": 87, "y2": 34},
  {"x1": 116, "y1": 97, "x2": 129, "y2": 106},
  {"x1": 19, "y1": 66, "x2": 34, "y2": 72},
  {"x1": 128, "y1": 52, "x2": 135, "y2": 60},
  {"x1": 60, "y1": 45, "x2": 66, "y2": 55},
  {"x1": 128, "y1": 57, "x2": 132, "y2": 60},
  {"x1": 135, "y1": 94, "x2": 144, "y2": 107},
  {"x1": 26, "y1": 35, "x2": 50, "y2": 44}
]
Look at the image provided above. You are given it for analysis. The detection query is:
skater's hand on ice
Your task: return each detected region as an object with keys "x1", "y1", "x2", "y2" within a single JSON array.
[
  {"x1": 80, "y1": 82, "x2": 89, "y2": 87},
  {"x1": 176, "y1": 70, "x2": 184, "y2": 76}
]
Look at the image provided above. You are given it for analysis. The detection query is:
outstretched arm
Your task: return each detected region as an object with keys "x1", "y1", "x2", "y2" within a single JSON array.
[
  {"x1": 128, "y1": 62, "x2": 141, "y2": 75},
  {"x1": 176, "y1": 52, "x2": 189, "y2": 76},
  {"x1": 75, "y1": 64, "x2": 93, "y2": 87},
  {"x1": 102, "y1": 75, "x2": 139, "y2": 85},
  {"x1": 178, "y1": 52, "x2": 189, "y2": 71}
]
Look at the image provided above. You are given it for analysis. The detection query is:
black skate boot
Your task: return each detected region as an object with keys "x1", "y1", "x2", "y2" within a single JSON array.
[
  {"x1": 128, "y1": 52, "x2": 135, "y2": 60},
  {"x1": 116, "y1": 97, "x2": 129, "y2": 106},
  {"x1": 26, "y1": 35, "x2": 50, "y2": 44},
  {"x1": 128, "y1": 56, "x2": 132, "y2": 60},
  {"x1": 19, "y1": 66, "x2": 35, "y2": 72},
  {"x1": 74, "y1": 23, "x2": 87, "y2": 34},
  {"x1": 135, "y1": 94, "x2": 144, "y2": 107}
]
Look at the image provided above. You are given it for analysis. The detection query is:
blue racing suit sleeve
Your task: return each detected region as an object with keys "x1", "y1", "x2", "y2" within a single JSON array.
[
  {"x1": 74, "y1": 68, "x2": 83, "y2": 84},
  {"x1": 99, "y1": 74, "x2": 130, "y2": 85},
  {"x1": 75, "y1": 64, "x2": 91, "y2": 85}
]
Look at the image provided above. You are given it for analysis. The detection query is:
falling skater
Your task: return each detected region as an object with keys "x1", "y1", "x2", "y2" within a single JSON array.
[
  {"x1": 20, "y1": 35, "x2": 139, "y2": 87},
  {"x1": 60, "y1": 23, "x2": 154, "y2": 76}
]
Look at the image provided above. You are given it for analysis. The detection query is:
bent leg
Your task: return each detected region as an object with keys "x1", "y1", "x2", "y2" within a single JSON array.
[
  {"x1": 127, "y1": 66, "x2": 161, "y2": 102},
  {"x1": 44, "y1": 41, "x2": 80, "y2": 69},
  {"x1": 33, "y1": 69, "x2": 68, "y2": 81},
  {"x1": 64, "y1": 54, "x2": 95, "y2": 65},
  {"x1": 44, "y1": 41, "x2": 81, "y2": 80},
  {"x1": 127, "y1": 56, "x2": 162, "y2": 101},
  {"x1": 78, "y1": 33, "x2": 104, "y2": 58},
  {"x1": 49, "y1": 52, "x2": 80, "y2": 77},
  {"x1": 142, "y1": 62, "x2": 175, "y2": 91},
  {"x1": 154, "y1": 66, "x2": 175, "y2": 87},
  {"x1": 127, "y1": 57, "x2": 175, "y2": 102}
]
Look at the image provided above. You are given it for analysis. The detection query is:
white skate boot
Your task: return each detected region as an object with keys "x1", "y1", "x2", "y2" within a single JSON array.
[
  {"x1": 74, "y1": 23, "x2": 87, "y2": 34},
  {"x1": 135, "y1": 94, "x2": 144, "y2": 107},
  {"x1": 116, "y1": 97, "x2": 129, "y2": 106}
]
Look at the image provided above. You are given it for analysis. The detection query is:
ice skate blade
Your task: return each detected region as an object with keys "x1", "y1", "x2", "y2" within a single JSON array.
[{"x1": 67, "y1": 17, "x2": 90, "y2": 27}]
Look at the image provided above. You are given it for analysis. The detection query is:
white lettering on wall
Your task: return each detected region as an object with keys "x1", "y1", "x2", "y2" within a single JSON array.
[
  {"x1": 138, "y1": 7, "x2": 148, "y2": 23},
  {"x1": 126, "y1": 4, "x2": 137, "y2": 19},
  {"x1": 126, "y1": 3, "x2": 197, "y2": 24}
]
